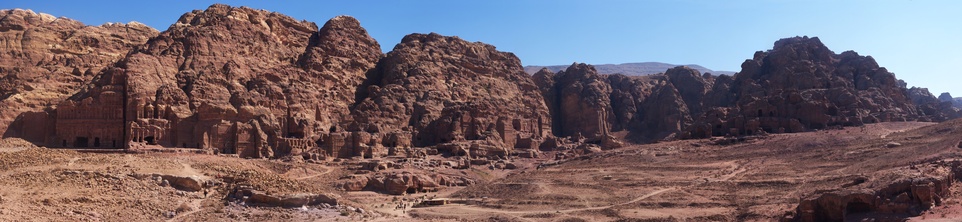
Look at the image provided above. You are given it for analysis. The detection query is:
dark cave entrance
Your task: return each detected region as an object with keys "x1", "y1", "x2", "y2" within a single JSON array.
[
  {"x1": 93, "y1": 137, "x2": 101, "y2": 147},
  {"x1": 74, "y1": 137, "x2": 89, "y2": 148},
  {"x1": 846, "y1": 201, "x2": 873, "y2": 215},
  {"x1": 287, "y1": 132, "x2": 304, "y2": 138},
  {"x1": 144, "y1": 136, "x2": 156, "y2": 145}
]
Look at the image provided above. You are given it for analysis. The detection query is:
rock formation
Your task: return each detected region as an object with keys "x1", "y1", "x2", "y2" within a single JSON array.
[
  {"x1": 535, "y1": 64, "x2": 699, "y2": 144},
  {"x1": 793, "y1": 161, "x2": 959, "y2": 222},
  {"x1": 0, "y1": 9, "x2": 157, "y2": 140},
  {"x1": 524, "y1": 62, "x2": 735, "y2": 76},
  {"x1": 1, "y1": 4, "x2": 958, "y2": 163},
  {"x1": 7, "y1": 4, "x2": 386, "y2": 159},
  {"x1": 686, "y1": 36, "x2": 950, "y2": 138},
  {"x1": 535, "y1": 63, "x2": 613, "y2": 142},
  {"x1": 939, "y1": 92, "x2": 962, "y2": 109},
  {"x1": 351, "y1": 33, "x2": 552, "y2": 157}
]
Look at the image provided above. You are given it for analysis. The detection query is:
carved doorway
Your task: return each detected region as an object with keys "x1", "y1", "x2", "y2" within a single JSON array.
[{"x1": 74, "y1": 137, "x2": 89, "y2": 148}]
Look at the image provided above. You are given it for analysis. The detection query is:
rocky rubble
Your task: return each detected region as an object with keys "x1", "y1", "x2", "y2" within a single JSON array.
[
  {"x1": 792, "y1": 161, "x2": 961, "y2": 222},
  {"x1": 229, "y1": 185, "x2": 338, "y2": 208},
  {"x1": 338, "y1": 171, "x2": 474, "y2": 195}
]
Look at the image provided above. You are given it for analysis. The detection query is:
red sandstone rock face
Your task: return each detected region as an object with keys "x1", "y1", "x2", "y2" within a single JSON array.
[
  {"x1": 0, "y1": 9, "x2": 157, "y2": 139},
  {"x1": 542, "y1": 63, "x2": 613, "y2": 142},
  {"x1": 14, "y1": 5, "x2": 383, "y2": 158},
  {"x1": 535, "y1": 64, "x2": 692, "y2": 143},
  {"x1": 351, "y1": 33, "x2": 552, "y2": 153},
  {"x1": 1, "y1": 5, "x2": 958, "y2": 160},
  {"x1": 688, "y1": 36, "x2": 939, "y2": 138},
  {"x1": 908, "y1": 87, "x2": 961, "y2": 121}
]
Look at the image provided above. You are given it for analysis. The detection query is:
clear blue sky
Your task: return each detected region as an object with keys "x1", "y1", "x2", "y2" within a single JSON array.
[{"x1": 4, "y1": 0, "x2": 961, "y2": 97}]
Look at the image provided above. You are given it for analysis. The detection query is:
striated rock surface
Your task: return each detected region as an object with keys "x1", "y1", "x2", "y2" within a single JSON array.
[
  {"x1": 535, "y1": 63, "x2": 696, "y2": 143},
  {"x1": 537, "y1": 63, "x2": 613, "y2": 142},
  {"x1": 351, "y1": 33, "x2": 551, "y2": 153},
  {"x1": 0, "y1": 9, "x2": 158, "y2": 139}
]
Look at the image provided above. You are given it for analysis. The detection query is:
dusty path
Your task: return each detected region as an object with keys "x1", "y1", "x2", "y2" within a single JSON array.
[
  {"x1": 555, "y1": 188, "x2": 675, "y2": 213},
  {"x1": 165, "y1": 198, "x2": 204, "y2": 222},
  {"x1": 716, "y1": 161, "x2": 746, "y2": 182},
  {"x1": 418, "y1": 187, "x2": 675, "y2": 216},
  {"x1": 293, "y1": 166, "x2": 333, "y2": 180}
]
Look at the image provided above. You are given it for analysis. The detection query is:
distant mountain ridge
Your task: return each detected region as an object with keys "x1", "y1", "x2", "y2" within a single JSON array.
[{"x1": 524, "y1": 62, "x2": 736, "y2": 76}]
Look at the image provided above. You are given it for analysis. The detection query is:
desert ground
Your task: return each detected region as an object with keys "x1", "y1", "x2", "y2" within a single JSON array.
[{"x1": 2, "y1": 120, "x2": 962, "y2": 221}]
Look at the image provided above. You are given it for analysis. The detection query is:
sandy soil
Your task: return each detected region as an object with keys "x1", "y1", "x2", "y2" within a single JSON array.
[
  {"x1": 2, "y1": 120, "x2": 962, "y2": 221},
  {"x1": 407, "y1": 121, "x2": 962, "y2": 221}
]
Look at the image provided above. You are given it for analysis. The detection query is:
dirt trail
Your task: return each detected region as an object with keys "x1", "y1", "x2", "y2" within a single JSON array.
[
  {"x1": 716, "y1": 161, "x2": 746, "y2": 182},
  {"x1": 420, "y1": 187, "x2": 675, "y2": 215},
  {"x1": 165, "y1": 198, "x2": 204, "y2": 222},
  {"x1": 293, "y1": 166, "x2": 333, "y2": 180}
]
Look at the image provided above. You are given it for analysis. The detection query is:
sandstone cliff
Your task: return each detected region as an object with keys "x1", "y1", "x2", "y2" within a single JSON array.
[
  {"x1": 535, "y1": 63, "x2": 695, "y2": 143},
  {"x1": 687, "y1": 36, "x2": 945, "y2": 138},
  {"x1": 8, "y1": 5, "x2": 384, "y2": 159},
  {"x1": 1, "y1": 5, "x2": 957, "y2": 160},
  {"x1": 537, "y1": 37, "x2": 956, "y2": 144},
  {"x1": 351, "y1": 33, "x2": 551, "y2": 157},
  {"x1": 0, "y1": 9, "x2": 157, "y2": 139}
]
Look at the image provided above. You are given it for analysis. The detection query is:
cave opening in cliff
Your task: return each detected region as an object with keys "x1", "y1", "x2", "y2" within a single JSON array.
[
  {"x1": 846, "y1": 200, "x2": 872, "y2": 215},
  {"x1": 144, "y1": 136, "x2": 155, "y2": 145},
  {"x1": 74, "y1": 137, "x2": 89, "y2": 147},
  {"x1": 287, "y1": 132, "x2": 304, "y2": 138},
  {"x1": 93, "y1": 137, "x2": 101, "y2": 147}
]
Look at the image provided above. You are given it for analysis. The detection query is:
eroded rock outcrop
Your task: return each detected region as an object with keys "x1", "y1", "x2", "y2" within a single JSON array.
[
  {"x1": 792, "y1": 161, "x2": 960, "y2": 222},
  {"x1": 351, "y1": 33, "x2": 551, "y2": 157},
  {"x1": 0, "y1": 9, "x2": 158, "y2": 140},
  {"x1": 535, "y1": 64, "x2": 696, "y2": 144},
  {"x1": 687, "y1": 36, "x2": 949, "y2": 138},
  {"x1": 338, "y1": 171, "x2": 473, "y2": 195},
  {"x1": 16, "y1": 5, "x2": 383, "y2": 159}
]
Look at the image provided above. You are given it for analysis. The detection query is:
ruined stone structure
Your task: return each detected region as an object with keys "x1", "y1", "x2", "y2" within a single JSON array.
[{"x1": 53, "y1": 85, "x2": 125, "y2": 148}]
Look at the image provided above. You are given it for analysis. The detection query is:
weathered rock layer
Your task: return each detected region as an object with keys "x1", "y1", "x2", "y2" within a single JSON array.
[{"x1": 0, "y1": 9, "x2": 157, "y2": 139}]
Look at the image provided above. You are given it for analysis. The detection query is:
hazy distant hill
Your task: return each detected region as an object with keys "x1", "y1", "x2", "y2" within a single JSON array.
[{"x1": 524, "y1": 62, "x2": 736, "y2": 76}]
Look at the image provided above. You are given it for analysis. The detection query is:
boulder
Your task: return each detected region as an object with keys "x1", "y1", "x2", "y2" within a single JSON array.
[{"x1": 158, "y1": 175, "x2": 206, "y2": 192}]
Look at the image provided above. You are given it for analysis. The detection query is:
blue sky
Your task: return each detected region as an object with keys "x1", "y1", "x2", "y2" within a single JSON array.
[{"x1": 3, "y1": 0, "x2": 961, "y2": 97}]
